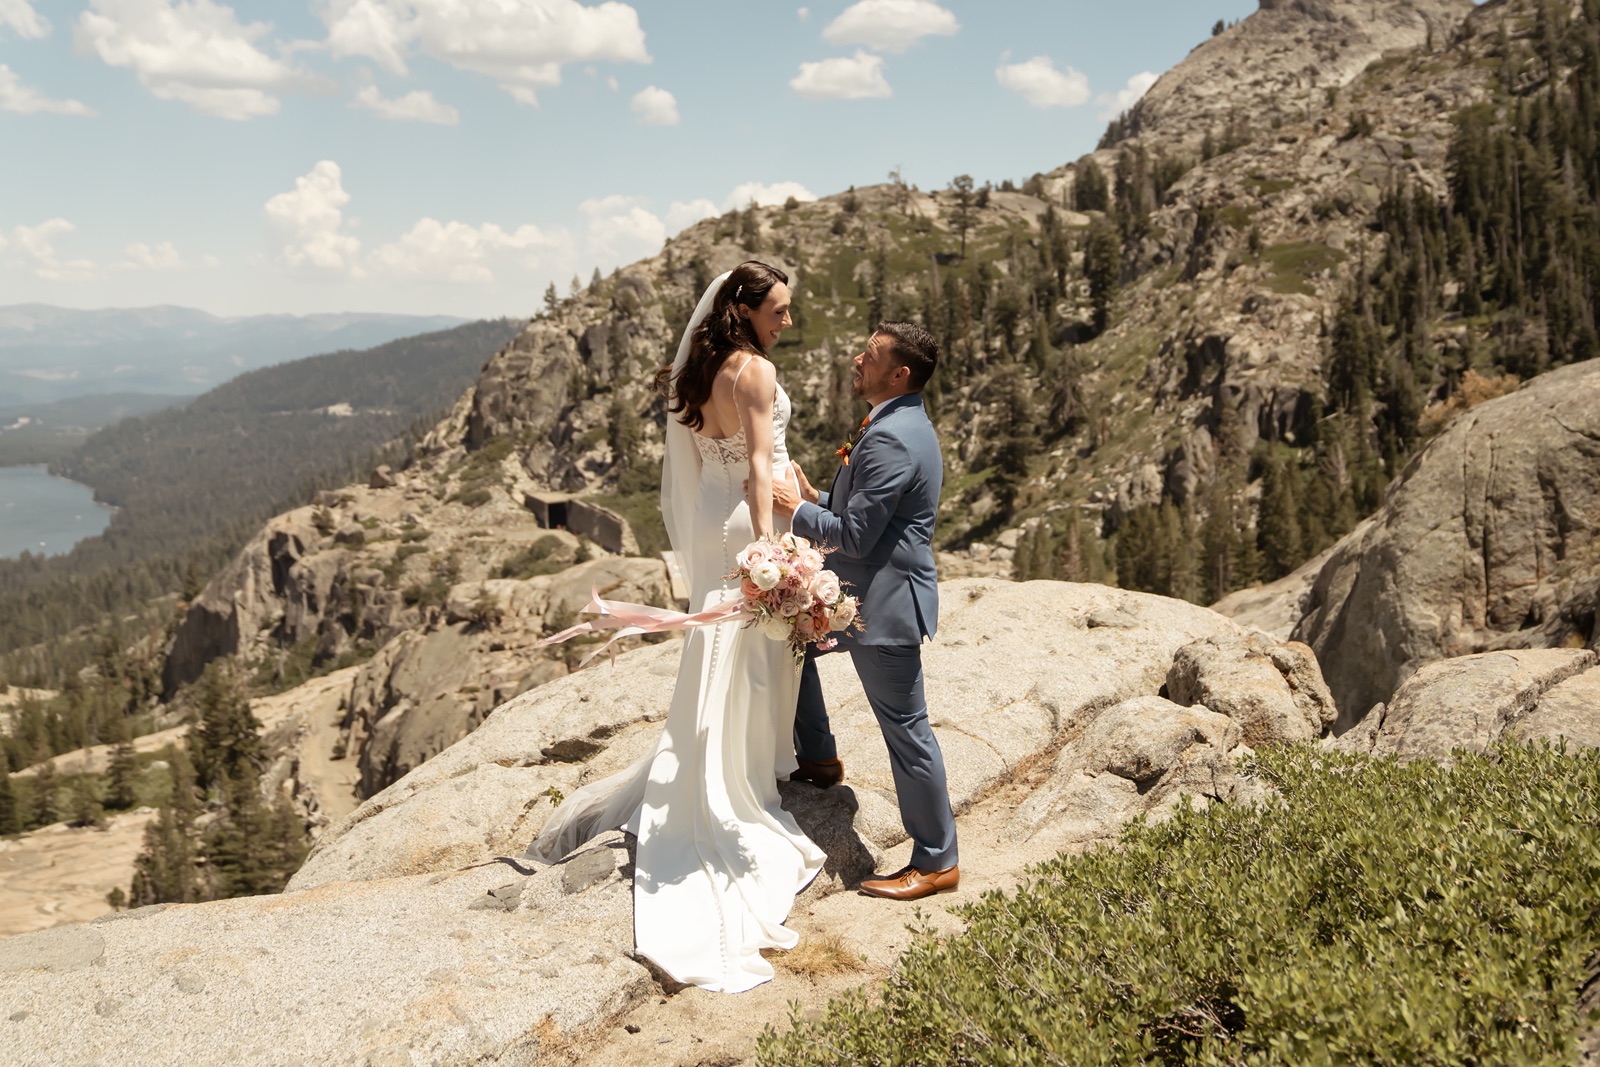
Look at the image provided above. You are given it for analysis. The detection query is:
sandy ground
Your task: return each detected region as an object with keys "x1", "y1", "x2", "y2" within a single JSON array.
[
  {"x1": 0, "y1": 667, "x2": 365, "y2": 937},
  {"x1": 10, "y1": 725, "x2": 189, "y2": 779},
  {"x1": 266, "y1": 667, "x2": 364, "y2": 826},
  {"x1": 568, "y1": 766, "x2": 1068, "y2": 1066},
  {"x1": 0, "y1": 809, "x2": 157, "y2": 938}
]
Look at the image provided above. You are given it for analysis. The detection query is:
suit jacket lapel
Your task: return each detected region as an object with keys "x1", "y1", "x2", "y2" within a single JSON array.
[{"x1": 830, "y1": 394, "x2": 920, "y2": 514}]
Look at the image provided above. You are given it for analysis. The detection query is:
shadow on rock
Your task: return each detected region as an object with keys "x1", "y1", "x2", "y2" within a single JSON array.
[{"x1": 779, "y1": 782, "x2": 882, "y2": 902}]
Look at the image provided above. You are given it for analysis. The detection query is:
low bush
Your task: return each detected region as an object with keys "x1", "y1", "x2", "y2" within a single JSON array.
[
  {"x1": 497, "y1": 534, "x2": 572, "y2": 579},
  {"x1": 758, "y1": 743, "x2": 1600, "y2": 1066}
]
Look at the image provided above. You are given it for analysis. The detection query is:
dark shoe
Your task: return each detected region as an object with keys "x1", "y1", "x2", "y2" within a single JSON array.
[
  {"x1": 791, "y1": 756, "x2": 844, "y2": 788},
  {"x1": 858, "y1": 864, "x2": 959, "y2": 901}
]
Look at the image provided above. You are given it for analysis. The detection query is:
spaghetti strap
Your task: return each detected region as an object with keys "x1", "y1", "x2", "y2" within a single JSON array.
[{"x1": 731, "y1": 354, "x2": 756, "y2": 391}]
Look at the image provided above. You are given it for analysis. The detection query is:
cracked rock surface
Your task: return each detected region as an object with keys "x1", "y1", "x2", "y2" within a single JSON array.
[{"x1": 1224, "y1": 358, "x2": 1600, "y2": 728}]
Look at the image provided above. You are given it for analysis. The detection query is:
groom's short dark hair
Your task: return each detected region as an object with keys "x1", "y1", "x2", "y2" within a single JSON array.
[{"x1": 874, "y1": 321, "x2": 938, "y2": 391}]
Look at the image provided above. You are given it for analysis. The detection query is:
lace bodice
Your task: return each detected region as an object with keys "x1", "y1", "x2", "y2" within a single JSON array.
[{"x1": 691, "y1": 383, "x2": 792, "y2": 468}]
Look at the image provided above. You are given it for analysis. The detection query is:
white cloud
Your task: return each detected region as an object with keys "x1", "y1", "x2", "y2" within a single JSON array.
[
  {"x1": 8, "y1": 219, "x2": 96, "y2": 281},
  {"x1": 0, "y1": 0, "x2": 49, "y2": 39},
  {"x1": 796, "y1": 6, "x2": 810, "y2": 20},
  {"x1": 320, "y1": 0, "x2": 650, "y2": 106},
  {"x1": 116, "y1": 241, "x2": 185, "y2": 271},
  {"x1": 630, "y1": 85, "x2": 678, "y2": 125},
  {"x1": 790, "y1": 51, "x2": 890, "y2": 101},
  {"x1": 606, "y1": 74, "x2": 618, "y2": 92},
  {"x1": 0, "y1": 64, "x2": 95, "y2": 115},
  {"x1": 264, "y1": 161, "x2": 363, "y2": 275},
  {"x1": 722, "y1": 182, "x2": 816, "y2": 210},
  {"x1": 822, "y1": 0, "x2": 957, "y2": 54},
  {"x1": 580, "y1": 195, "x2": 666, "y2": 262},
  {"x1": 75, "y1": 0, "x2": 315, "y2": 120},
  {"x1": 665, "y1": 199, "x2": 718, "y2": 233},
  {"x1": 370, "y1": 218, "x2": 560, "y2": 283},
  {"x1": 353, "y1": 84, "x2": 458, "y2": 124},
  {"x1": 996, "y1": 55, "x2": 1090, "y2": 109},
  {"x1": 322, "y1": 0, "x2": 409, "y2": 73},
  {"x1": 1097, "y1": 70, "x2": 1158, "y2": 118}
]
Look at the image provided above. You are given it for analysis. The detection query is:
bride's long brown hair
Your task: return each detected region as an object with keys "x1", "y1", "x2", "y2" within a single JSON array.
[{"x1": 654, "y1": 260, "x2": 788, "y2": 432}]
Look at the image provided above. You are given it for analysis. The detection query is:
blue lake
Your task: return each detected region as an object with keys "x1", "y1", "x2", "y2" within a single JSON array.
[{"x1": 0, "y1": 466, "x2": 114, "y2": 559}]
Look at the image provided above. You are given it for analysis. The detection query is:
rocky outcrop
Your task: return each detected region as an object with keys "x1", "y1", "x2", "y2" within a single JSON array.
[
  {"x1": 343, "y1": 557, "x2": 671, "y2": 797},
  {"x1": 6, "y1": 578, "x2": 1333, "y2": 1066},
  {"x1": 293, "y1": 579, "x2": 1286, "y2": 892},
  {"x1": 1330, "y1": 648, "x2": 1600, "y2": 758},
  {"x1": 1223, "y1": 359, "x2": 1600, "y2": 727},
  {"x1": 1128, "y1": 0, "x2": 1475, "y2": 150},
  {"x1": 1166, "y1": 632, "x2": 1337, "y2": 745}
]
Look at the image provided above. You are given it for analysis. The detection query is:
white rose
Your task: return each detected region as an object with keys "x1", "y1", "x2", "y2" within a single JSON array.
[
  {"x1": 830, "y1": 599, "x2": 857, "y2": 629},
  {"x1": 760, "y1": 615, "x2": 792, "y2": 641},
  {"x1": 750, "y1": 561, "x2": 783, "y2": 591},
  {"x1": 810, "y1": 572, "x2": 841, "y2": 604}
]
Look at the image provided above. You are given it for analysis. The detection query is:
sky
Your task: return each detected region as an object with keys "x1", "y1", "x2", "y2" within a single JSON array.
[{"x1": 0, "y1": 0, "x2": 1258, "y2": 320}]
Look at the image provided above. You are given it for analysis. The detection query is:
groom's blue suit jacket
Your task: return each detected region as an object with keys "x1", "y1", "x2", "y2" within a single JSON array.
[{"x1": 791, "y1": 393, "x2": 941, "y2": 647}]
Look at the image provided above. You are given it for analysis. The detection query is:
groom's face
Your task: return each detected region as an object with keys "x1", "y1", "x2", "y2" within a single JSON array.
[{"x1": 853, "y1": 332, "x2": 909, "y2": 405}]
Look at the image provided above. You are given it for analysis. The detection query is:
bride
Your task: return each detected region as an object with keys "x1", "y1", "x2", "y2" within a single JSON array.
[{"x1": 523, "y1": 262, "x2": 826, "y2": 993}]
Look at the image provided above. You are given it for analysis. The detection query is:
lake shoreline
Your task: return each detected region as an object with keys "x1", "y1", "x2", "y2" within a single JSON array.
[{"x1": 0, "y1": 465, "x2": 117, "y2": 560}]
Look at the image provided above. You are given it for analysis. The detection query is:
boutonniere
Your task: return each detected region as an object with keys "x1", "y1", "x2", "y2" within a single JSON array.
[{"x1": 835, "y1": 416, "x2": 871, "y2": 466}]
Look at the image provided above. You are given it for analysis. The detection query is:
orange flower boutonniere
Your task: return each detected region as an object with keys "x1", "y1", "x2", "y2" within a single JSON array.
[{"x1": 835, "y1": 415, "x2": 871, "y2": 466}]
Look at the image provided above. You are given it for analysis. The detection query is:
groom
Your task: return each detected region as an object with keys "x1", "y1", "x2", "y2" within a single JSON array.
[{"x1": 772, "y1": 321, "x2": 958, "y2": 902}]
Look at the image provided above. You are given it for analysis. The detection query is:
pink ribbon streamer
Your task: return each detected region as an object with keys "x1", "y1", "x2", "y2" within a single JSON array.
[{"x1": 535, "y1": 586, "x2": 751, "y2": 667}]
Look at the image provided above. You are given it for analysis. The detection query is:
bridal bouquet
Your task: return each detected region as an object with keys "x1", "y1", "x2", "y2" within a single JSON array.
[
  {"x1": 534, "y1": 532, "x2": 858, "y2": 668},
  {"x1": 732, "y1": 533, "x2": 859, "y2": 661}
]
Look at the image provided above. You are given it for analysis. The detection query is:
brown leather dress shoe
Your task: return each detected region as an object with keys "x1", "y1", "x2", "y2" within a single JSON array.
[
  {"x1": 790, "y1": 756, "x2": 844, "y2": 788},
  {"x1": 858, "y1": 864, "x2": 959, "y2": 901}
]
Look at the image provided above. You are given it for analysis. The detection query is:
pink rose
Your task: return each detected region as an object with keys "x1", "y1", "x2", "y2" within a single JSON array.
[{"x1": 809, "y1": 571, "x2": 841, "y2": 604}]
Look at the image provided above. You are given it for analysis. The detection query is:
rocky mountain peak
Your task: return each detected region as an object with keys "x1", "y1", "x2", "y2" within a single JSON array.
[{"x1": 1124, "y1": 0, "x2": 1475, "y2": 148}]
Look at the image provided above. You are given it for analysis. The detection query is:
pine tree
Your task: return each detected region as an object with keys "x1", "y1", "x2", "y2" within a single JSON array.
[
  {"x1": 30, "y1": 759, "x2": 59, "y2": 828},
  {"x1": 1084, "y1": 219, "x2": 1122, "y2": 336},
  {"x1": 1074, "y1": 160, "x2": 1110, "y2": 213},
  {"x1": 189, "y1": 664, "x2": 263, "y2": 799},
  {"x1": 950, "y1": 175, "x2": 977, "y2": 259},
  {"x1": 1257, "y1": 449, "x2": 1305, "y2": 580},
  {"x1": 0, "y1": 751, "x2": 18, "y2": 835},
  {"x1": 106, "y1": 741, "x2": 139, "y2": 810}
]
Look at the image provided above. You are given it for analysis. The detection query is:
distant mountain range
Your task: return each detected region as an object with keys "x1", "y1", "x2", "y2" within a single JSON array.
[{"x1": 0, "y1": 305, "x2": 469, "y2": 406}]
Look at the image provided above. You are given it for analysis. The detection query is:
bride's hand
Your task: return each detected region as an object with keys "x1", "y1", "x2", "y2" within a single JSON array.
[
  {"x1": 790, "y1": 461, "x2": 818, "y2": 505},
  {"x1": 771, "y1": 467, "x2": 805, "y2": 516}
]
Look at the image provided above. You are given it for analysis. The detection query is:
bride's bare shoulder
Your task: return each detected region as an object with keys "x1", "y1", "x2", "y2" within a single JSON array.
[{"x1": 729, "y1": 351, "x2": 775, "y2": 390}]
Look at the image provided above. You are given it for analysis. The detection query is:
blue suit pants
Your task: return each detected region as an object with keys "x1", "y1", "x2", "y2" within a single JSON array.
[{"x1": 795, "y1": 644, "x2": 959, "y2": 870}]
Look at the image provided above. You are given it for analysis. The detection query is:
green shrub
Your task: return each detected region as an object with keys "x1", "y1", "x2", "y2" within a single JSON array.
[
  {"x1": 497, "y1": 534, "x2": 572, "y2": 579},
  {"x1": 450, "y1": 486, "x2": 492, "y2": 508},
  {"x1": 757, "y1": 743, "x2": 1600, "y2": 1066}
]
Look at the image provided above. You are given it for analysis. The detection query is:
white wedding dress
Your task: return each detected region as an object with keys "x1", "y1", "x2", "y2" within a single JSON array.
[{"x1": 524, "y1": 275, "x2": 825, "y2": 993}]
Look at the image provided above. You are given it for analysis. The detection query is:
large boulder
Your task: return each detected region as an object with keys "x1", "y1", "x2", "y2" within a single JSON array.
[
  {"x1": 1166, "y1": 633, "x2": 1336, "y2": 745},
  {"x1": 1218, "y1": 359, "x2": 1600, "y2": 728},
  {"x1": 1331, "y1": 649, "x2": 1600, "y2": 758}
]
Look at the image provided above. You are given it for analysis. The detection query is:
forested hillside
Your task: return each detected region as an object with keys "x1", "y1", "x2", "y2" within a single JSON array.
[
  {"x1": 0, "y1": 318, "x2": 521, "y2": 683},
  {"x1": 0, "y1": 394, "x2": 187, "y2": 466},
  {"x1": 1015, "y1": 0, "x2": 1600, "y2": 601}
]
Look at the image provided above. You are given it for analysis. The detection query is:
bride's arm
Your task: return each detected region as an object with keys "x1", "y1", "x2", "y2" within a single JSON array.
[{"x1": 736, "y1": 356, "x2": 778, "y2": 539}]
